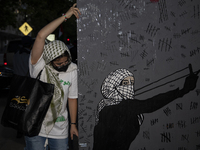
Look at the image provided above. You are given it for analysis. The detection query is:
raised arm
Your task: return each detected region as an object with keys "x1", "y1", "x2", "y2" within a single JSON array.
[
  {"x1": 136, "y1": 69, "x2": 199, "y2": 114},
  {"x1": 31, "y1": 3, "x2": 81, "y2": 64}
]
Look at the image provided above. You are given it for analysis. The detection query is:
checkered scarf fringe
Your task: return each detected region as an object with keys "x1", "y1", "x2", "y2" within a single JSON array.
[{"x1": 42, "y1": 40, "x2": 70, "y2": 134}]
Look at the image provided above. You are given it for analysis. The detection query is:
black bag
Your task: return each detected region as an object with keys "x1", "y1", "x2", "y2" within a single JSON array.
[
  {"x1": 1, "y1": 70, "x2": 54, "y2": 137},
  {"x1": 72, "y1": 134, "x2": 79, "y2": 150}
]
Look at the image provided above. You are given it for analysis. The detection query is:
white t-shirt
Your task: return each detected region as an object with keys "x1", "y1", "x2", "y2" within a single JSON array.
[{"x1": 29, "y1": 54, "x2": 78, "y2": 139}]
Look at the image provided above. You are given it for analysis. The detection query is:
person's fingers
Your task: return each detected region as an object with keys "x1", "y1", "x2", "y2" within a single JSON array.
[
  {"x1": 76, "y1": 131, "x2": 79, "y2": 137},
  {"x1": 73, "y1": 11, "x2": 79, "y2": 18},
  {"x1": 67, "y1": 6, "x2": 80, "y2": 19},
  {"x1": 71, "y1": 134, "x2": 73, "y2": 140},
  {"x1": 74, "y1": 8, "x2": 81, "y2": 14},
  {"x1": 195, "y1": 70, "x2": 200, "y2": 75},
  {"x1": 73, "y1": 3, "x2": 77, "y2": 7},
  {"x1": 74, "y1": 9, "x2": 81, "y2": 18},
  {"x1": 70, "y1": 126, "x2": 79, "y2": 140}
]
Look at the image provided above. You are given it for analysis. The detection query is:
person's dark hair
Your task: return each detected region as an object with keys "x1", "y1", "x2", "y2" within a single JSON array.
[{"x1": 52, "y1": 50, "x2": 71, "y2": 62}]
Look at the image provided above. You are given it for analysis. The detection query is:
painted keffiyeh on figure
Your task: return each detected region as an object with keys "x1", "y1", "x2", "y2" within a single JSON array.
[
  {"x1": 42, "y1": 40, "x2": 71, "y2": 134},
  {"x1": 96, "y1": 69, "x2": 144, "y2": 125}
]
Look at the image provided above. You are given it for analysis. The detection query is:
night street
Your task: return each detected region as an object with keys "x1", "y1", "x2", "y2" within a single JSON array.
[{"x1": 0, "y1": 89, "x2": 25, "y2": 150}]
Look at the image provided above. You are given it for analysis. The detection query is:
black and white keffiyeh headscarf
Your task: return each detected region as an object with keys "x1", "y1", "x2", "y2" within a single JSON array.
[
  {"x1": 42, "y1": 40, "x2": 72, "y2": 134},
  {"x1": 96, "y1": 69, "x2": 144, "y2": 125},
  {"x1": 101, "y1": 69, "x2": 134, "y2": 101}
]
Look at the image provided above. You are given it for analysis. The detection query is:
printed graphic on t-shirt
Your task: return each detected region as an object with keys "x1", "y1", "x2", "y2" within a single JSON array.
[
  {"x1": 60, "y1": 79, "x2": 71, "y2": 86},
  {"x1": 56, "y1": 116, "x2": 65, "y2": 122}
]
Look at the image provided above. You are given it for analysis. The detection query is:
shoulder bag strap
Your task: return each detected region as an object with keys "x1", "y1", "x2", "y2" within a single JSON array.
[{"x1": 36, "y1": 69, "x2": 44, "y2": 80}]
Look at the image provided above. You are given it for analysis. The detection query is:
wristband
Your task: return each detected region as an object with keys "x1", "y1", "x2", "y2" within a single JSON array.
[
  {"x1": 71, "y1": 123, "x2": 76, "y2": 125},
  {"x1": 62, "y1": 13, "x2": 68, "y2": 21}
]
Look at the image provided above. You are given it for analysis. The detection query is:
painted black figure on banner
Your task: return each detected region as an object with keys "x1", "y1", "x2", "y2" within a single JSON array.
[{"x1": 93, "y1": 65, "x2": 199, "y2": 150}]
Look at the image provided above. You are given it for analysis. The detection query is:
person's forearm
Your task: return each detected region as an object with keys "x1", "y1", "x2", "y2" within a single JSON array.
[
  {"x1": 38, "y1": 15, "x2": 65, "y2": 40},
  {"x1": 37, "y1": 3, "x2": 81, "y2": 40},
  {"x1": 31, "y1": 15, "x2": 65, "y2": 64},
  {"x1": 68, "y1": 98, "x2": 78, "y2": 124},
  {"x1": 138, "y1": 88, "x2": 181, "y2": 113},
  {"x1": 31, "y1": 3, "x2": 80, "y2": 65}
]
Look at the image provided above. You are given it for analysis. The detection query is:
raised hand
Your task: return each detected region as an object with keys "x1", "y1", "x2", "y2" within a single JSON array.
[
  {"x1": 182, "y1": 64, "x2": 199, "y2": 94},
  {"x1": 65, "y1": 3, "x2": 81, "y2": 19}
]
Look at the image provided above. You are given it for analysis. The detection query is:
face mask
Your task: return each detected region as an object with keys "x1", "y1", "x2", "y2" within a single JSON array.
[
  {"x1": 52, "y1": 63, "x2": 71, "y2": 72},
  {"x1": 116, "y1": 85, "x2": 135, "y2": 100}
]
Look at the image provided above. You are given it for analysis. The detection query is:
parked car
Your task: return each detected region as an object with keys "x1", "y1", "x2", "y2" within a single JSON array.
[
  {"x1": 0, "y1": 65, "x2": 14, "y2": 90},
  {"x1": 0, "y1": 53, "x2": 4, "y2": 66},
  {"x1": 4, "y1": 38, "x2": 36, "y2": 69},
  {"x1": 3, "y1": 39, "x2": 22, "y2": 69}
]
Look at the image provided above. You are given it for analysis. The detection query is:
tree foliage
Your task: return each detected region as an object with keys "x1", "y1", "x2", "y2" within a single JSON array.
[
  {"x1": 0, "y1": 0, "x2": 77, "y2": 42},
  {"x1": 0, "y1": 0, "x2": 20, "y2": 29}
]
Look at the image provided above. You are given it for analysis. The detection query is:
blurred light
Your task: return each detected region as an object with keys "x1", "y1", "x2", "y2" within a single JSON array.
[
  {"x1": 4, "y1": 62, "x2": 7, "y2": 65},
  {"x1": 47, "y1": 34, "x2": 55, "y2": 41},
  {"x1": 67, "y1": 38, "x2": 70, "y2": 41}
]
